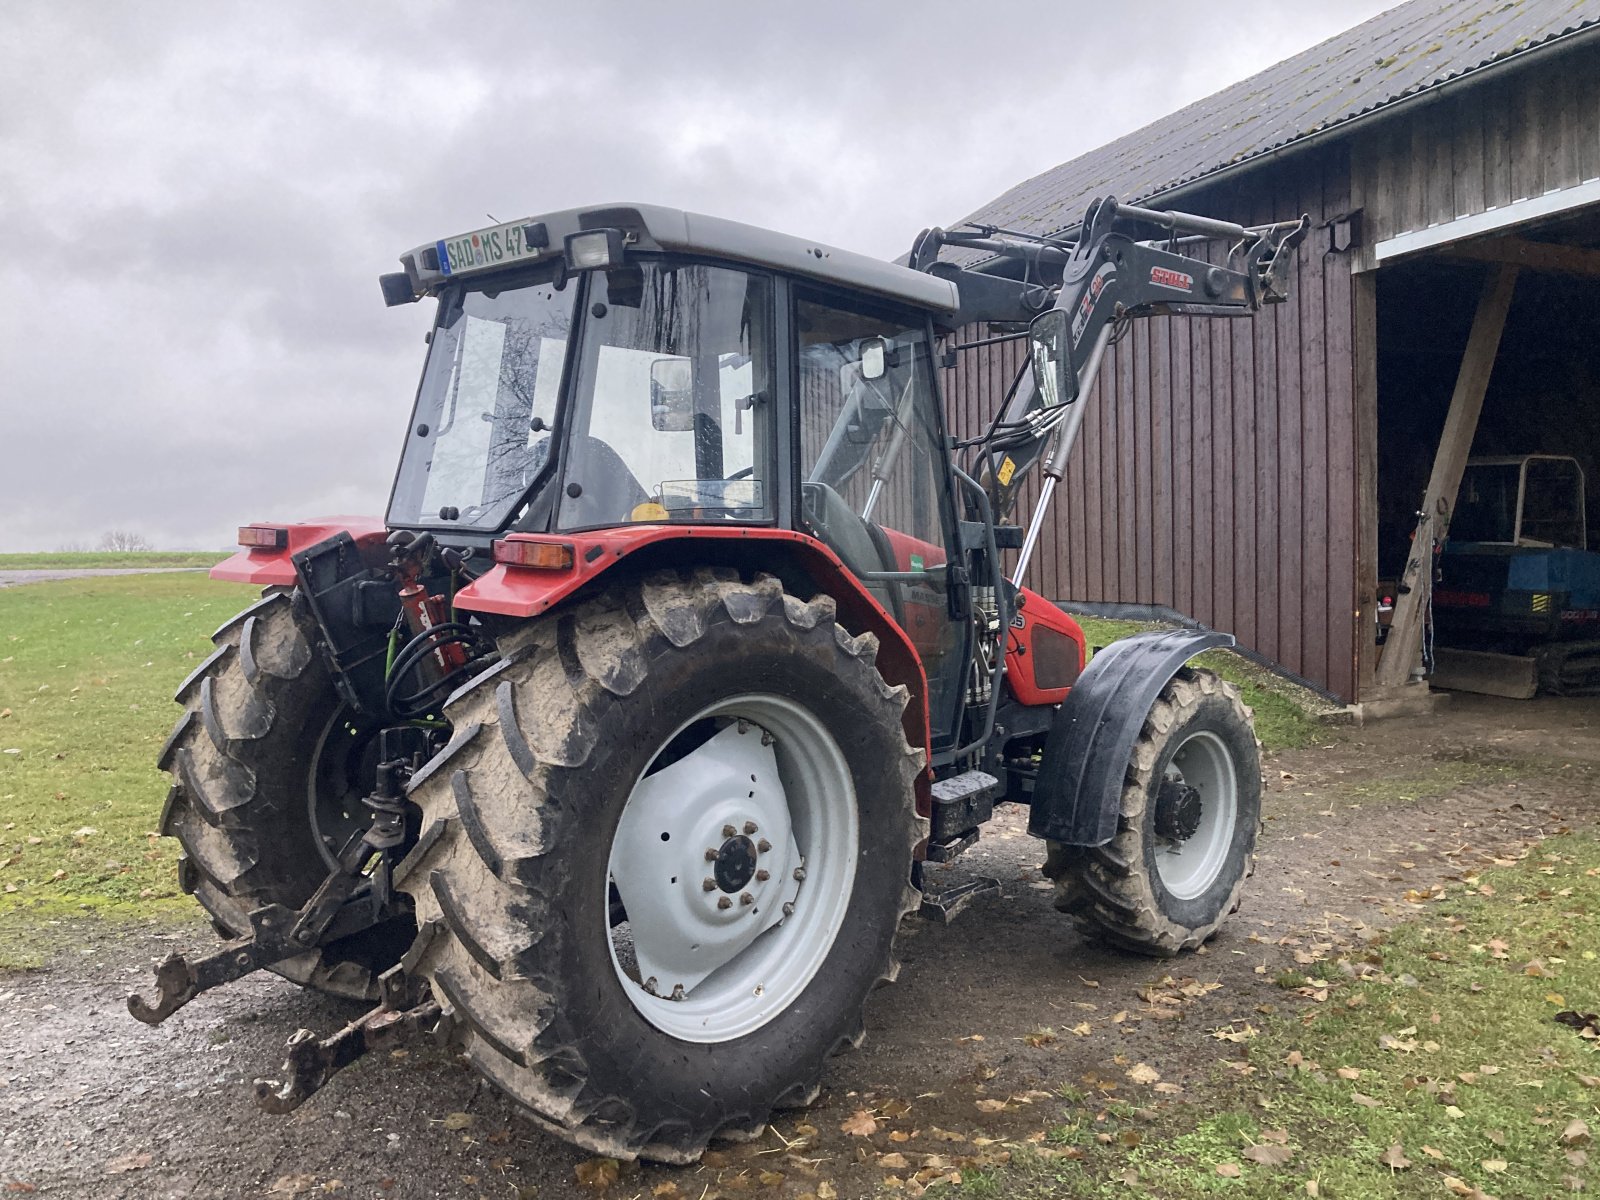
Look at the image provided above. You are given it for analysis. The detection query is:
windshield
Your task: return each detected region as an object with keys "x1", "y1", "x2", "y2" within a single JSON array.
[
  {"x1": 389, "y1": 266, "x2": 575, "y2": 529},
  {"x1": 559, "y1": 262, "x2": 773, "y2": 529}
]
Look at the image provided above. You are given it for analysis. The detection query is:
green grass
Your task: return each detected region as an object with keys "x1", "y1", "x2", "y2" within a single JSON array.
[
  {"x1": 0, "y1": 551, "x2": 227, "y2": 570},
  {"x1": 0, "y1": 574, "x2": 260, "y2": 961},
  {"x1": 931, "y1": 834, "x2": 1600, "y2": 1199},
  {"x1": 1074, "y1": 615, "x2": 1326, "y2": 752}
]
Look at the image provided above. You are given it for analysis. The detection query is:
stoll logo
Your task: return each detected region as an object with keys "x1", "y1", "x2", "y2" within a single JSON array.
[{"x1": 1150, "y1": 266, "x2": 1193, "y2": 291}]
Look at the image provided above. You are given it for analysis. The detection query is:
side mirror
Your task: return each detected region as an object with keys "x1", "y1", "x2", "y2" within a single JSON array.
[
  {"x1": 649, "y1": 357, "x2": 694, "y2": 431},
  {"x1": 860, "y1": 337, "x2": 888, "y2": 381},
  {"x1": 1028, "y1": 309, "x2": 1078, "y2": 408}
]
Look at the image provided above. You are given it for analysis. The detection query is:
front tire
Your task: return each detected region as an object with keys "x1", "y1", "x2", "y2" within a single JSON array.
[
  {"x1": 1043, "y1": 668, "x2": 1260, "y2": 957},
  {"x1": 396, "y1": 568, "x2": 923, "y2": 1162}
]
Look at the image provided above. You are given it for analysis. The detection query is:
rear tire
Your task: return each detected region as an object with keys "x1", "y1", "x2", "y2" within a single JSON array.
[
  {"x1": 158, "y1": 590, "x2": 414, "y2": 1001},
  {"x1": 396, "y1": 568, "x2": 923, "y2": 1163},
  {"x1": 1042, "y1": 668, "x2": 1260, "y2": 957}
]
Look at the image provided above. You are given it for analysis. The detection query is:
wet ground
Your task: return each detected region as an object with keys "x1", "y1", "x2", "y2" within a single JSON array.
[{"x1": 2, "y1": 694, "x2": 1597, "y2": 1198}]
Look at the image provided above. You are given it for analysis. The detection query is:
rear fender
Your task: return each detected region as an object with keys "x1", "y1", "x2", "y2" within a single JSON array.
[
  {"x1": 1027, "y1": 629, "x2": 1234, "y2": 846},
  {"x1": 456, "y1": 528, "x2": 932, "y2": 807},
  {"x1": 210, "y1": 517, "x2": 389, "y2": 586}
]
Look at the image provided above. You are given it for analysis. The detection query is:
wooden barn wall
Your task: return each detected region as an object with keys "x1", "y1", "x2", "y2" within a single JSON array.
[
  {"x1": 940, "y1": 145, "x2": 1362, "y2": 700},
  {"x1": 1352, "y1": 45, "x2": 1600, "y2": 251}
]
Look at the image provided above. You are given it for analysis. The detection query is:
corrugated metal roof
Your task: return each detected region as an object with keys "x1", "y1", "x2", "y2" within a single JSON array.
[{"x1": 953, "y1": 0, "x2": 1600, "y2": 246}]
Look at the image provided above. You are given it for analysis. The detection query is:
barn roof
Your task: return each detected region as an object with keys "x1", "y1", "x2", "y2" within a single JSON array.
[{"x1": 956, "y1": 0, "x2": 1600, "y2": 243}]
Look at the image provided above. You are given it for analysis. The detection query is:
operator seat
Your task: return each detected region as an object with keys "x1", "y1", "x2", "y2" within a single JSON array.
[
  {"x1": 560, "y1": 435, "x2": 650, "y2": 528},
  {"x1": 801, "y1": 483, "x2": 902, "y2": 622}
]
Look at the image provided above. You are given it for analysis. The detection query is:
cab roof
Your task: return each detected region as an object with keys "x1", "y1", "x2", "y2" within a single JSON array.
[{"x1": 392, "y1": 203, "x2": 958, "y2": 315}]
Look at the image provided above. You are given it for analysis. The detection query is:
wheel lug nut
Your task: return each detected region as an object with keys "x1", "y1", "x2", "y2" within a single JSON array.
[
  {"x1": 702, "y1": 878, "x2": 717, "y2": 892},
  {"x1": 793, "y1": 867, "x2": 806, "y2": 881},
  {"x1": 743, "y1": 820, "x2": 758, "y2": 835},
  {"x1": 757, "y1": 838, "x2": 771, "y2": 853},
  {"x1": 740, "y1": 892, "x2": 754, "y2": 906},
  {"x1": 717, "y1": 896, "x2": 732, "y2": 910},
  {"x1": 722, "y1": 824, "x2": 737, "y2": 838},
  {"x1": 670, "y1": 984, "x2": 685, "y2": 1001},
  {"x1": 704, "y1": 848, "x2": 719, "y2": 862},
  {"x1": 755, "y1": 869, "x2": 770, "y2": 882},
  {"x1": 782, "y1": 902, "x2": 795, "y2": 917}
]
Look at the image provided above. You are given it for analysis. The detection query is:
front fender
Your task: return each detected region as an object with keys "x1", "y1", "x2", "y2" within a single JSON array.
[{"x1": 1027, "y1": 629, "x2": 1234, "y2": 846}]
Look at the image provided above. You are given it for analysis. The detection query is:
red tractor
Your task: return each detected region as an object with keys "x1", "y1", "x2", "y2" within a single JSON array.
[{"x1": 133, "y1": 199, "x2": 1307, "y2": 1161}]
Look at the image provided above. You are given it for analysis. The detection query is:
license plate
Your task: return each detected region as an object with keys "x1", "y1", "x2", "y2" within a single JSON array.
[{"x1": 437, "y1": 220, "x2": 543, "y2": 277}]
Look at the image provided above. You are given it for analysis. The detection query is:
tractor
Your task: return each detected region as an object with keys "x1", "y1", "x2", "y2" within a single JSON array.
[{"x1": 132, "y1": 198, "x2": 1308, "y2": 1161}]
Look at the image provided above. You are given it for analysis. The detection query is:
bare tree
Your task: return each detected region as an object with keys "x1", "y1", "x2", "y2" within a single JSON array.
[
  {"x1": 97, "y1": 530, "x2": 153, "y2": 552},
  {"x1": 55, "y1": 540, "x2": 89, "y2": 553}
]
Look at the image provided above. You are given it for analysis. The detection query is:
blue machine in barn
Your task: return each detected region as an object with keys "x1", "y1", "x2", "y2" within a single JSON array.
[{"x1": 1434, "y1": 455, "x2": 1600, "y2": 694}]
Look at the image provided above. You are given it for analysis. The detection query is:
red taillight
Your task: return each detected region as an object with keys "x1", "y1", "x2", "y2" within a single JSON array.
[
  {"x1": 238, "y1": 525, "x2": 288, "y2": 549},
  {"x1": 493, "y1": 539, "x2": 575, "y2": 571}
]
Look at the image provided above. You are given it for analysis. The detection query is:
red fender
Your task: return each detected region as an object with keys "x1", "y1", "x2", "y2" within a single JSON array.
[
  {"x1": 457, "y1": 527, "x2": 933, "y2": 806},
  {"x1": 209, "y1": 517, "x2": 388, "y2": 586}
]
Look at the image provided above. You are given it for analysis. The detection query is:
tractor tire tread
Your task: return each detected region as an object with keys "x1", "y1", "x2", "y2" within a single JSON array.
[{"x1": 398, "y1": 568, "x2": 923, "y2": 1163}]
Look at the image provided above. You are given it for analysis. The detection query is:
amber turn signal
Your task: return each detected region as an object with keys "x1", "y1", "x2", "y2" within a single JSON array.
[
  {"x1": 492, "y1": 539, "x2": 575, "y2": 570},
  {"x1": 238, "y1": 525, "x2": 288, "y2": 549}
]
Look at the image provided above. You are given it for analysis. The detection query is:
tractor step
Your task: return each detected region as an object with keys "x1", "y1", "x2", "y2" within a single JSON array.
[{"x1": 917, "y1": 875, "x2": 1002, "y2": 924}]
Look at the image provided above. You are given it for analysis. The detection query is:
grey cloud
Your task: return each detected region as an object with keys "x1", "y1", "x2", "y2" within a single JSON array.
[{"x1": 0, "y1": 0, "x2": 1390, "y2": 550}]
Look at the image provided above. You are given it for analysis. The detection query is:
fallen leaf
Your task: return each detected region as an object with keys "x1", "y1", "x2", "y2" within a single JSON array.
[
  {"x1": 878, "y1": 1153, "x2": 910, "y2": 1170},
  {"x1": 974, "y1": 1099, "x2": 1009, "y2": 1113},
  {"x1": 1351, "y1": 1092, "x2": 1383, "y2": 1108},
  {"x1": 1423, "y1": 1146, "x2": 1447, "y2": 1160},
  {"x1": 441, "y1": 1112, "x2": 473, "y2": 1131},
  {"x1": 268, "y1": 1177, "x2": 319, "y2": 1197},
  {"x1": 1561, "y1": 1118, "x2": 1591, "y2": 1146},
  {"x1": 1243, "y1": 1143, "x2": 1295, "y2": 1167},
  {"x1": 840, "y1": 1110, "x2": 878, "y2": 1137},
  {"x1": 1336, "y1": 1067, "x2": 1361, "y2": 1080},
  {"x1": 105, "y1": 1153, "x2": 152, "y2": 1175},
  {"x1": 1306, "y1": 1182, "x2": 1320, "y2": 1197},
  {"x1": 1216, "y1": 1163, "x2": 1241, "y2": 1177},
  {"x1": 817, "y1": 1184, "x2": 838, "y2": 1200},
  {"x1": 574, "y1": 1159, "x2": 620, "y2": 1190},
  {"x1": 1126, "y1": 1063, "x2": 1160, "y2": 1085},
  {"x1": 3, "y1": 1186, "x2": 37, "y2": 1196},
  {"x1": 1378, "y1": 1144, "x2": 1411, "y2": 1170},
  {"x1": 651, "y1": 1183, "x2": 683, "y2": 1200},
  {"x1": 1482, "y1": 1159, "x2": 1507, "y2": 1174},
  {"x1": 1068, "y1": 1022, "x2": 1092, "y2": 1036}
]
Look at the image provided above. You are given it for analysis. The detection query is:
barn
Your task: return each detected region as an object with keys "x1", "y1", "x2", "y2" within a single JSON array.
[{"x1": 939, "y1": 0, "x2": 1600, "y2": 707}]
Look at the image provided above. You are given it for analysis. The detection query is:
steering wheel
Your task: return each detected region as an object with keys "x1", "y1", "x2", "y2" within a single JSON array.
[{"x1": 725, "y1": 466, "x2": 756, "y2": 482}]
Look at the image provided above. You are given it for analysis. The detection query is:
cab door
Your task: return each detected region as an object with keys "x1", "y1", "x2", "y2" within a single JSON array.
[{"x1": 791, "y1": 287, "x2": 970, "y2": 752}]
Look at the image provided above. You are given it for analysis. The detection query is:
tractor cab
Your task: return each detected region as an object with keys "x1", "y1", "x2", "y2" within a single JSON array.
[{"x1": 381, "y1": 204, "x2": 982, "y2": 753}]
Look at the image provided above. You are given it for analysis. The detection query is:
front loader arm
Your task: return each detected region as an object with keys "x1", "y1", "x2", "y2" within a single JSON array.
[{"x1": 911, "y1": 197, "x2": 1309, "y2": 568}]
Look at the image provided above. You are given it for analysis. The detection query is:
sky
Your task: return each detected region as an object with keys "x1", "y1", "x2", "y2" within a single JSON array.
[{"x1": 0, "y1": 0, "x2": 1393, "y2": 552}]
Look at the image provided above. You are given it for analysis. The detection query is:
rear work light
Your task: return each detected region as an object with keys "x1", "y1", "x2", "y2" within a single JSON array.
[
  {"x1": 238, "y1": 525, "x2": 288, "y2": 549},
  {"x1": 564, "y1": 228, "x2": 625, "y2": 271},
  {"x1": 493, "y1": 539, "x2": 575, "y2": 571}
]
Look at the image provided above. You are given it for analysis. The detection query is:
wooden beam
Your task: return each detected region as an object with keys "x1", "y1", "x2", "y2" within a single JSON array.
[
  {"x1": 1447, "y1": 236, "x2": 1600, "y2": 279},
  {"x1": 1375, "y1": 264, "x2": 1519, "y2": 689}
]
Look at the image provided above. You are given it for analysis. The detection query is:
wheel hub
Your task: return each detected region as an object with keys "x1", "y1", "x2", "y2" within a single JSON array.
[
  {"x1": 713, "y1": 835, "x2": 759, "y2": 893},
  {"x1": 1154, "y1": 780, "x2": 1203, "y2": 842}
]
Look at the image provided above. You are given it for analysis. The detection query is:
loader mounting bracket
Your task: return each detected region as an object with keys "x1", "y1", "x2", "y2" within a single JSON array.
[{"x1": 1028, "y1": 629, "x2": 1233, "y2": 846}]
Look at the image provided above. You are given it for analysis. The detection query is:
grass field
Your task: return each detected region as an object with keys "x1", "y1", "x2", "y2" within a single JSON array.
[
  {"x1": 937, "y1": 834, "x2": 1600, "y2": 1199},
  {"x1": 0, "y1": 551, "x2": 228, "y2": 570},
  {"x1": 0, "y1": 574, "x2": 259, "y2": 946}
]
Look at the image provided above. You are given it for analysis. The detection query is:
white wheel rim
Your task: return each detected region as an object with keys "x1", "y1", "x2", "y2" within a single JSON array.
[
  {"x1": 605, "y1": 694, "x2": 858, "y2": 1043},
  {"x1": 1153, "y1": 729, "x2": 1238, "y2": 900}
]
